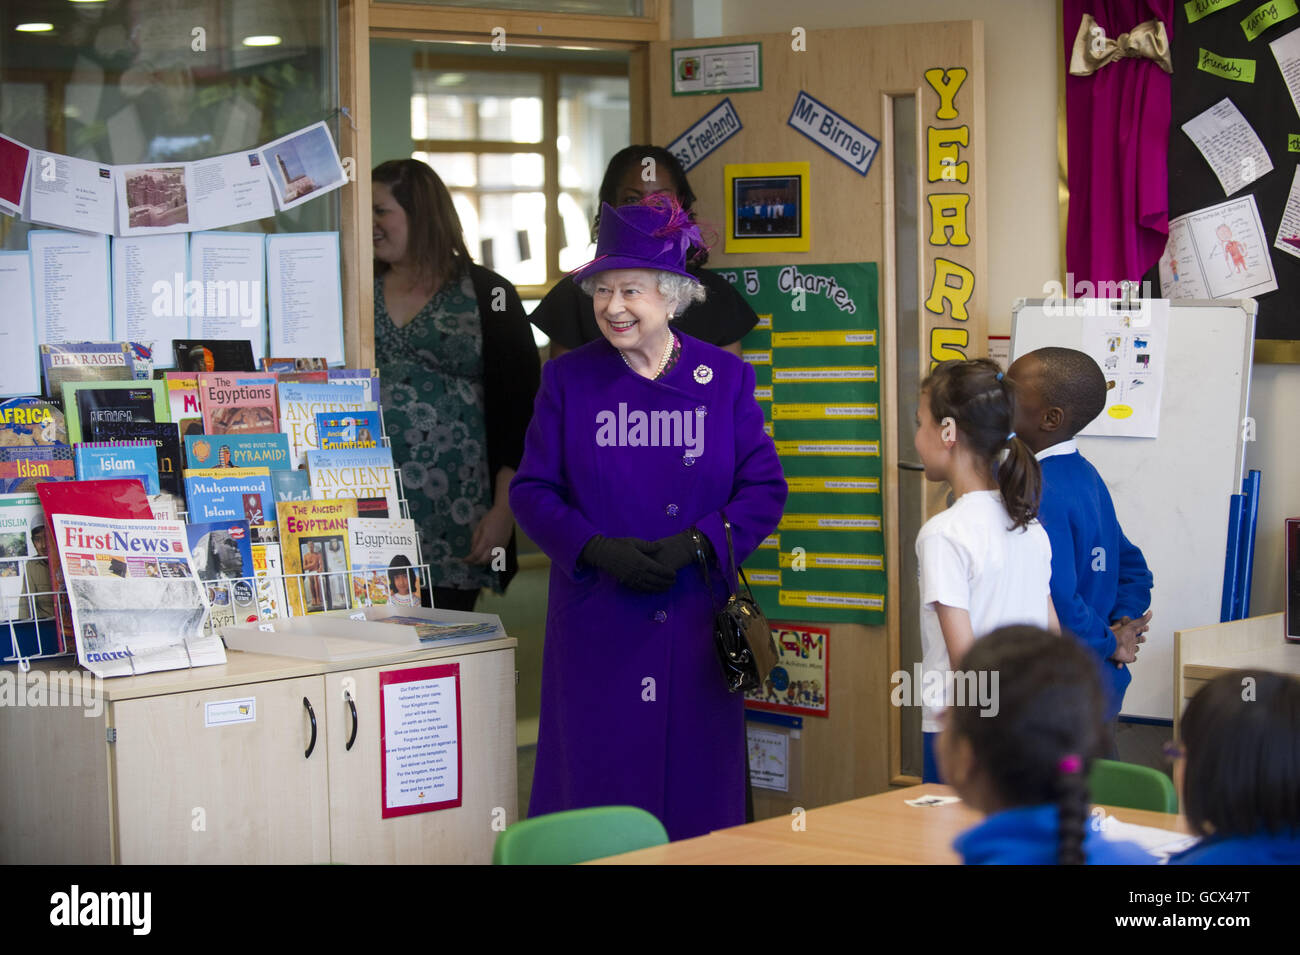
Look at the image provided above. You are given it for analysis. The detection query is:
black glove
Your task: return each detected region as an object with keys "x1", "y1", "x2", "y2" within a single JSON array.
[
  {"x1": 580, "y1": 535, "x2": 676, "y2": 592},
  {"x1": 645, "y1": 529, "x2": 714, "y2": 573}
]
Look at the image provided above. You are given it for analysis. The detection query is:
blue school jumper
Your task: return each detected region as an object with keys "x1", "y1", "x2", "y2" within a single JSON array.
[
  {"x1": 953, "y1": 804, "x2": 1156, "y2": 865},
  {"x1": 1168, "y1": 830, "x2": 1300, "y2": 864},
  {"x1": 1036, "y1": 441, "x2": 1153, "y2": 721}
]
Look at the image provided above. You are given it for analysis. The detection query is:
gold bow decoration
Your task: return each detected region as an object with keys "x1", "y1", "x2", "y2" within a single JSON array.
[{"x1": 1070, "y1": 13, "x2": 1172, "y2": 76}]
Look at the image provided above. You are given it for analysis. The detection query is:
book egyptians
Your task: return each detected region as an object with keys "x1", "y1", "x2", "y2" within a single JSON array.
[
  {"x1": 197, "y1": 371, "x2": 279, "y2": 435},
  {"x1": 184, "y1": 519, "x2": 258, "y2": 630},
  {"x1": 315, "y1": 410, "x2": 382, "y2": 451},
  {"x1": 89, "y1": 420, "x2": 183, "y2": 498},
  {"x1": 183, "y1": 466, "x2": 276, "y2": 524},
  {"x1": 306, "y1": 447, "x2": 399, "y2": 519},
  {"x1": 277, "y1": 498, "x2": 357, "y2": 615},
  {"x1": 346, "y1": 517, "x2": 423, "y2": 608},
  {"x1": 62, "y1": 380, "x2": 169, "y2": 444},
  {"x1": 172, "y1": 339, "x2": 256, "y2": 373},
  {"x1": 252, "y1": 540, "x2": 289, "y2": 619},
  {"x1": 52, "y1": 512, "x2": 225, "y2": 677},
  {"x1": 74, "y1": 440, "x2": 160, "y2": 495},
  {"x1": 184, "y1": 432, "x2": 291, "y2": 470},
  {"x1": 39, "y1": 342, "x2": 133, "y2": 399},
  {"x1": 37, "y1": 478, "x2": 154, "y2": 655},
  {"x1": 270, "y1": 468, "x2": 311, "y2": 505},
  {"x1": 278, "y1": 381, "x2": 369, "y2": 468},
  {"x1": 163, "y1": 372, "x2": 204, "y2": 440}
]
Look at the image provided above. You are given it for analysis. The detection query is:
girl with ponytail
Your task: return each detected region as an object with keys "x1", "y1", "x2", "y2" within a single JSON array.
[
  {"x1": 913, "y1": 358, "x2": 1060, "y2": 783},
  {"x1": 940, "y1": 626, "x2": 1153, "y2": 865}
]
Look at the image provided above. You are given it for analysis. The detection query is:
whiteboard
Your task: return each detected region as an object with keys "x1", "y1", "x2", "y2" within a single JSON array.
[{"x1": 1010, "y1": 298, "x2": 1256, "y2": 720}]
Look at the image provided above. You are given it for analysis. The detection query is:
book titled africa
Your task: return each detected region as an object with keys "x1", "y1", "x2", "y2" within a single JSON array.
[
  {"x1": 277, "y1": 499, "x2": 358, "y2": 616},
  {"x1": 49, "y1": 513, "x2": 224, "y2": 678}
]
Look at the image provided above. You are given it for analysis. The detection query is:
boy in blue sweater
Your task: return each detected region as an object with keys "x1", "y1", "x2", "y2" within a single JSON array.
[{"x1": 1007, "y1": 347, "x2": 1153, "y2": 751}]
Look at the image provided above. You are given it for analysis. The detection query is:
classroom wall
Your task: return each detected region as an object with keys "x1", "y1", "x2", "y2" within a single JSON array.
[{"x1": 698, "y1": 0, "x2": 1300, "y2": 621}]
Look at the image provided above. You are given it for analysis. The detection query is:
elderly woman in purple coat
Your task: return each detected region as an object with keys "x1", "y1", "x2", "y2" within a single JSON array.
[{"x1": 510, "y1": 195, "x2": 787, "y2": 841}]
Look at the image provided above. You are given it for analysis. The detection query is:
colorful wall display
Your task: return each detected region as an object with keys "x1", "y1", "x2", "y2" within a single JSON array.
[
  {"x1": 744, "y1": 623, "x2": 829, "y2": 716},
  {"x1": 726, "y1": 261, "x2": 884, "y2": 625}
]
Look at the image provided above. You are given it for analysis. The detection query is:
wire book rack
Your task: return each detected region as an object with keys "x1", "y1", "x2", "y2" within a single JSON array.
[
  {"x1": 2, "y1": 462, "x2": 429, "y2": 672},
  {"x1": 2, "y1": 555, "x2": 435, "y2": 673}
]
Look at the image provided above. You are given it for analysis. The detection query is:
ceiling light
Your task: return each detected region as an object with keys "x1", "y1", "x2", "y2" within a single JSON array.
[
  {"x1": 16, "y1": 23, "x2": 55, "y2": 32},
  {"x1": 242, "y1": 35, "x2": 282, "y2": 47}
]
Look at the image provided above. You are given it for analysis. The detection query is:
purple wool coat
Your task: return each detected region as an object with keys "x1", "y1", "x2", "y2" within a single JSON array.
[{"x1": 509, "y1": 333, "x2": 787, "y2": 841}]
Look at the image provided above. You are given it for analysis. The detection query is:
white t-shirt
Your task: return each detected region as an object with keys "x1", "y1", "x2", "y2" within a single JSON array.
[{"x1": 915, "y1": 490, "x2": 1052, "y2": 732}]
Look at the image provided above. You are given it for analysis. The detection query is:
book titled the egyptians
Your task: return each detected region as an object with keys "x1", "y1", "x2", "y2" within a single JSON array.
[
  {"x1": 39, "y1": 342, "x2": 134, "y2": 399},
  {"x1": 306, "y1": 447, "x2": 399, "y2": 518},
  {"x1": 61, "y1": 380, "x2": 168, "y2": 444},
  {"x1": 197, "y1": 372, "x2": 279, "y2": 435},
  {"x1": 184, "y1": 432, "x2": 291, "y2": 470},
  {"x1": 278, "y1": 381, "x2": 369, "y2": 468},
  {"x1": 277, "y1": 498, "x2": 358, "y2": 615}
]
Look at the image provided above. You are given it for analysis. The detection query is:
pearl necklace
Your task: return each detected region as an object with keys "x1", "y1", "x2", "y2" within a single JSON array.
[{"x1": 620, "y1": 332, "x2": 675, "y2": 379}]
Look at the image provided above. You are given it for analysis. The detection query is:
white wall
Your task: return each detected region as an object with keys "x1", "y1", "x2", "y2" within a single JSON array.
[{"x1": 681, "y1": 0, "x2": 1300, "y2": 617}]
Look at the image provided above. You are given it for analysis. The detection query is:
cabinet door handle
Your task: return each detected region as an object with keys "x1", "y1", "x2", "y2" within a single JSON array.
[
  {"x1": 303, "y1": 696, "x2": 317, "y2": 759},
  {"x1": 345, "y1": 690, "x2": 358, "y2": 751}
]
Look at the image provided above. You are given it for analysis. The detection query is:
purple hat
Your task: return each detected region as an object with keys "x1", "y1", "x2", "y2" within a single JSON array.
[{"x1": 570, "y1": 195, "x2": 703, "y2": 283}]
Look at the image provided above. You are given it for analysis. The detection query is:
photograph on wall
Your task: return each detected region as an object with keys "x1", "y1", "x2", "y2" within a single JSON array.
[
  {"x1": 257, "y1": 121, "x2": 347, "y2": 212},
  {"x1": 724, "y1": 162, "x2": 811, "y2": 253}
]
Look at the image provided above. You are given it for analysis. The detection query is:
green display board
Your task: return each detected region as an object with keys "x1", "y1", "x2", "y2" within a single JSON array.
[{"x1": 721, "y1": 262, "x2": 884, "y2": 625}]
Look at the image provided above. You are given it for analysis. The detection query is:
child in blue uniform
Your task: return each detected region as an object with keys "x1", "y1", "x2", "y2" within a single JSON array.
[
  {"x1": 1007, "y1": 347, "x2": 1153, "y2": 752},
  {"x1": 1168, "y1": 669, "x2": 1300, "y2": 865},
  {"x1": 939, "y1": 625, "x2": 1154, "y2": 864}
]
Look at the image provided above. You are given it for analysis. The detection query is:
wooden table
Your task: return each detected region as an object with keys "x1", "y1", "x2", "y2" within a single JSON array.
[
  {"x1": 1175, "y1": 613, "x2": 1300, "y2": 737},
  {"x1": 588, "y1": 785, "x2": 1191, "y2": 864}
]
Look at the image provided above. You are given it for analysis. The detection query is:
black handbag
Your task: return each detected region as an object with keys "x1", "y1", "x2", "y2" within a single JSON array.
[{"x1": 695, "y1": 518, "x2": 779, "y2": 694}]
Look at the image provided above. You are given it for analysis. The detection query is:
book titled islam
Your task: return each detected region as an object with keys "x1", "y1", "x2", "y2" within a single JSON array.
[{"x1": 50, "y1": 513, "x2": 225, "y2": 678}]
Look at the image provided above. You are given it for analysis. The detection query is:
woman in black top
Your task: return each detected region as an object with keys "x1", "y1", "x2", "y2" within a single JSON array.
[
  {"x1": 530, "y1": 145, "x2": 759, "y2": 359},
  {"x1": 372, "y1": 159, "x2": 540, "y2": 611}
]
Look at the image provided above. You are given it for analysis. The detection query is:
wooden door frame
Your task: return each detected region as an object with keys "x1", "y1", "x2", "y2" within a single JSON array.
[{"x1": 342, "y1": 2, "x2": 668, "y2": 365}]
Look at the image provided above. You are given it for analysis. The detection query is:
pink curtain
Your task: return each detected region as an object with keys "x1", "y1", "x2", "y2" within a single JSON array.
[{"x1": 1064, "y1": 0, "x2": 1173, "y2": 287}]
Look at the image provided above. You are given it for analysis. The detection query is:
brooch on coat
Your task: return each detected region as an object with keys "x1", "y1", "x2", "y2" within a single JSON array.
[{"x1": 693, "y1": 364, "x2": 713, "y2": 384}]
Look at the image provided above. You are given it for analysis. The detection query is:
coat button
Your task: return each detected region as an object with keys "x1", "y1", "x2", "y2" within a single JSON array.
[
  {"x1": 695, "y1": 405, "x2": 707, "y2": 417},
  {"x1": 683, "y1": 454, "x2": 696, "y2": 467},
  {"x1": 666, "y1": 504, "x2": 679, "y2": 517},
  {"x1": 653, "y1": 610, "x2": 668, "y2": 623}
]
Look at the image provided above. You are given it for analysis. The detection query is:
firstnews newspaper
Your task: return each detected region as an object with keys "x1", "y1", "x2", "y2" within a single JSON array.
[{"x1": 51, "y1": 514, "x2": 227, "y2": 677}]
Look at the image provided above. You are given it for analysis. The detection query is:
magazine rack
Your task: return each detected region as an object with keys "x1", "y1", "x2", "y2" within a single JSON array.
[{"x1": 2, "y1": 443, "x2": 426, "y2": 671}]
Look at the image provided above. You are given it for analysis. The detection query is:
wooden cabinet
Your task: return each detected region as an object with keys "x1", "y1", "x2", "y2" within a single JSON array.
[{"x1": 0, "y1": 638, "x2": 517, "y2": 864}]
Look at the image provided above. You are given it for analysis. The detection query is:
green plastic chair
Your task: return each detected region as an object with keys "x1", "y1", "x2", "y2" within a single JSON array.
[
  {"x1": 492, "y1": 806, "x2": 669, "y2": 865},
  {"x1": 1089, "y1": 758, "x2": 1178, "y2": 814}
]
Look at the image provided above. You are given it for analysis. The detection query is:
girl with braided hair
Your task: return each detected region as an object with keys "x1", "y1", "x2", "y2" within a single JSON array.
[
  {"x1": 913, "y1": 357, "x2": 1059, "y2": 783},
  {"x1": 940, "y1": 625, "x2": 1154, "y2": 865}
]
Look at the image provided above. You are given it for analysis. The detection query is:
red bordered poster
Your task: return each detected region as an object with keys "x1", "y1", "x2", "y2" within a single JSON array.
[
  {"x1": 744, "y1": 623, "x2": 829, "y2": 717},
  {"x1": 379, "y1": 663, "x2": 463, "y2": 818}
]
